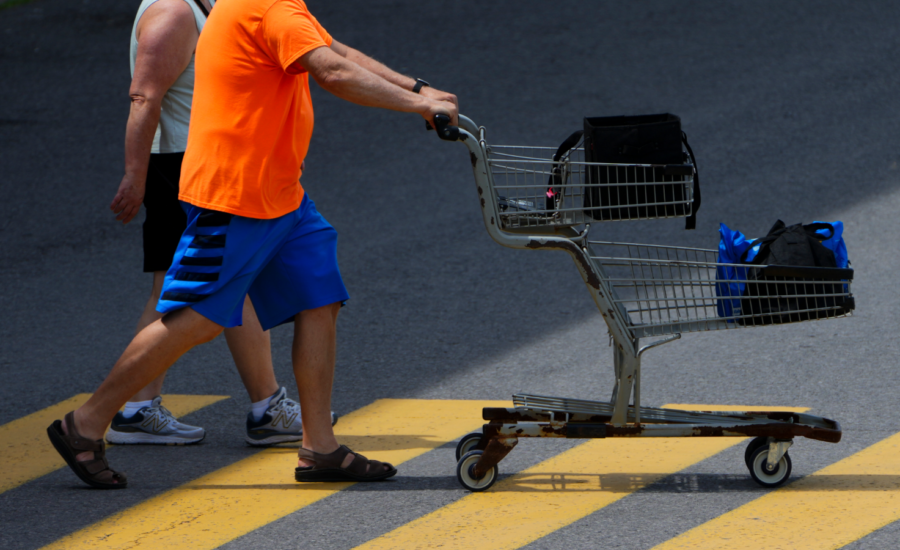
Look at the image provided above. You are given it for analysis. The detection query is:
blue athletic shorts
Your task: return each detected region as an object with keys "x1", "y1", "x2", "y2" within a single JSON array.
[{"x1": 156, "y1": 195, "x2": 349, "y2": 330}]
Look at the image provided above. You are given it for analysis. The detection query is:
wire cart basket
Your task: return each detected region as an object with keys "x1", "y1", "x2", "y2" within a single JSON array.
[{"x1": 434, "y1": 115, "x2": 854, "y2": 492}]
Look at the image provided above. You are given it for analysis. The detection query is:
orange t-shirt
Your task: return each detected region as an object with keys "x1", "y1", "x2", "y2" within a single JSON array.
[{"x1": 179, "y1": 0, "x2": 332, "y2": 219}]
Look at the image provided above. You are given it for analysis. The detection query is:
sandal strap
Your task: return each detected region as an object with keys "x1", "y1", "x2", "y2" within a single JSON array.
[
  {"x1": 298, "y1": 444, "x2": 352, "y2": 468},
  {"x1": 346, "y1": 453, "x2": 369, "y2": 476},
  {"x1": 82, "y1": 458, "x2": 111, "y2": 475},
  {"x1": 345, "y1": 452, "x2": 389, "y2": 477},
  {"x1": 63, "y1": 412, "x2": 104, "y2": 454}
]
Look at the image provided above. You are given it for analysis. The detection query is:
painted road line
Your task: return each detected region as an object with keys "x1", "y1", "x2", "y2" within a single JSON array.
[
  {"x1": 652, "y1": 430, "x2": 900, "y2": 550},
  {"x1": 0, "y1": 394, "x2": 228, "y2": 495},
  {"x1": 41, "y1": 398, "x2": 508, "y2": 550},
  {"x1": 357, "y1": 404, "x2": 809, "y2": 550}
]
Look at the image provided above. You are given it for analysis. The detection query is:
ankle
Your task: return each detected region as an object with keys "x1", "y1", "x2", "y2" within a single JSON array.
[
  {"x1": 300, "y1": 443, "x2": 340, "y2": 456},
  {"x1": 249, "y1": 390, "x2": 279, "y2": 422},
  {"x1": 247, "y1": 383, "x2": 280, "y2": 405},
  {"x1": 297, "y1": 445, "x2": 342, "y2": 468},
  {"x1": 122, "y1": 399, "x2": 153, "y2": 418},
  {"x1": 72, "y1": 408, "x2": 104, "y2": 441}
]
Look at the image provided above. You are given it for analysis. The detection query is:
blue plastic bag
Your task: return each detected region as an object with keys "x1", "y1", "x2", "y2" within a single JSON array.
[
  {"x1": 716, "y1": 223, "x2": 755, "y2": 318},
  {"x1": 715, "y1": 221, "x2": 849, "y2": 319},
  {"x1": 812, "y1": 220, "x2": 849, "y2": 269}
]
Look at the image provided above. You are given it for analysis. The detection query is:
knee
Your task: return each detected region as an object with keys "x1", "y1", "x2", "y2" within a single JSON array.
[
  {"x1": 173, "y1": 312, "x2": 224, "y2": 346},
  {"x1": 297, "y1": 302, "x2": 341, "y2": 325},
  {"x1": 160, "y1": 307, "x2": 225, "y2": 346}
]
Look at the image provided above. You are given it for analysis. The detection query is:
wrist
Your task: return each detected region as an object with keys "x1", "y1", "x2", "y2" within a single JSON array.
[
  {"x1": 122, "y1": 168, "x2": 147, "y2": 185},
  {"x1": 412, "y1": 78, "x2": 429, "y2": 94},
  {"x1": 416, "y1": 96, "x2": 436, "y2": 116},
  {"x1": 124, "y1": 164, "x2": 145, "y2": 176}
]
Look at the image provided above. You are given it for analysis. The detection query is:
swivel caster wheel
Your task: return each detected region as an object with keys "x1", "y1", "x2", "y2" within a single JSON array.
[
  {"x1": 456, "y1": 450, "x2": 498, "y2": 492},
  {"x1": 744, "y1": 436, "x2": 769, "y2": 469},
  {"x1": 456, "y1": 432, "x2": 482, "y2": 461},
  {"x1": 747, "y1": 444, "x2": 792, "y2": 488}
]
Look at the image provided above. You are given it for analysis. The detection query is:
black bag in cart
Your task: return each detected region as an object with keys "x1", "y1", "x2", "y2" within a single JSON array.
[
  {"x1": 737, "y1": 220, "x2": 855, "y2": 325},
  {"x1": 583, "y1": 114, "x2": 701, "y2": 228},
  {"x1": 547, "y1": 114, "x2": 701, "y2": 228}
]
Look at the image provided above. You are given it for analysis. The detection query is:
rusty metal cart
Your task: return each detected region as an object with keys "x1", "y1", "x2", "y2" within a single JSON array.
[{"x1": 431, "y1": 115, "x2": 854, "y2": 492}]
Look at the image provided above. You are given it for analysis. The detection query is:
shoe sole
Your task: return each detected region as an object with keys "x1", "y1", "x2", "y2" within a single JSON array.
[
  {"x1": 294, "y1": 465, "x2": 398, "y2": 483},
  {"x1": 244, "y1": 413, "x2": 339, "y2": 447},
  {"x1": 106, "y1": 430, "x2": 205, "y2": 445},
  {"x1": 245, "y1": 433, "x2": 303, "y2": 446}
]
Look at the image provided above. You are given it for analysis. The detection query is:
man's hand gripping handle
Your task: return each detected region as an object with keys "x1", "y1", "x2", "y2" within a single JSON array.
[{"x1": 426, "y1": 114, "x2": 460, "y2": 141}]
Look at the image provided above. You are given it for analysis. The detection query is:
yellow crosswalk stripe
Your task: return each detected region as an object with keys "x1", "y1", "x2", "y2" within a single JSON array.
[
  {"x1": 651, "y1": 430, "x2": 900, "y2": 550},
  {"x1": 40, "y1": 398, "x2": 508, "y2": 550},
  {"x1": 357, "y1": 404, "x2": 809, "y2": 550},
  {"x1": 0, "y1": 393, "x2": 228, "y2": 495}
]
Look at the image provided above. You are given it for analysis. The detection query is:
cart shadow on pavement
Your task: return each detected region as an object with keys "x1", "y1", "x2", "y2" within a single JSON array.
[
  {"x1": 487, "y1": 472, "x2": 900, "y2": 493},
  {"x1": 177, "y1": 473, "x2": 900, "y2": 493}
]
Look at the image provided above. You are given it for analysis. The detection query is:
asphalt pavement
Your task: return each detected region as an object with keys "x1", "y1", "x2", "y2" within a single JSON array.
[{"x1": 1, "y1": 1, "x2": 899, "y2": 548}]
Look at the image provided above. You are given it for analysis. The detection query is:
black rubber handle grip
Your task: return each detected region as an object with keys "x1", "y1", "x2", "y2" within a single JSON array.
[{"x1": 425, "y1": 114, "x2": 460, "y2": 141}]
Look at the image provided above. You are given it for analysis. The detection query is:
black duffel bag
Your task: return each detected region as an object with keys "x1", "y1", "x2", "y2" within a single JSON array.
[
  {"x1": 548, "y1": 114, "x2": 701, "y2": 229},
  {"x1": 737, "y1": 220, "x2": 854, "y2": 325}
]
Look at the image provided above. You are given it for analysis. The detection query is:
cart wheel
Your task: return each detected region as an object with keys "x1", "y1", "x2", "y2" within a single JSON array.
[
  {"x1": 747, "y1": 445, "x2": 792, "y2": 488},
  {"x1": 456, "y1": 450, "x2": 498, "y2": 492},
  {"x1": 744, "y1": 436, "x2": 769, "y2": 469},
  {"x1": 455, "y1": 433, "x2": 483, "y2": 461}
]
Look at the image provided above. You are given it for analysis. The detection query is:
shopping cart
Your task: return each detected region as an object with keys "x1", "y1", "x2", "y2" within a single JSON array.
[{"x1": 429, "y1": 114, "x2": 855, "y2": 492}]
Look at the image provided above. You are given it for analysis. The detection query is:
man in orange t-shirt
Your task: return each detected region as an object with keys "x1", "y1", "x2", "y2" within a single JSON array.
[{"x1": 49, "y1": 0, "x2": 458, "y2": 488}]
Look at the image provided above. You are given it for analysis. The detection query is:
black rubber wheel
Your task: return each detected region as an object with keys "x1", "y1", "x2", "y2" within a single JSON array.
[
  {"x1": 456, "y1": 450, "x2": 498, "y2": 492},
  {"x1": 747, "y1": 445, "x2": 792, "y2": 488},
  {"x1": 744, "y1": 436, "x2": 769, "y2": 469},
  {"x1": 455, "y1": 432, "x2": 483, "y2": 461}
]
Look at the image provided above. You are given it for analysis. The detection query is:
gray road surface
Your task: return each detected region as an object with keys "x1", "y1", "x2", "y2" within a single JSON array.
[{"x1": 1, "y1": 1, "x2": 899, "y2": 548}]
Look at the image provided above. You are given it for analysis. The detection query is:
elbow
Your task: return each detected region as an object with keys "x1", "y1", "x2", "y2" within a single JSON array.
[
  {"x1": 311, "y1": 61, "x2": 354, "y2": 93},
  {"x1": 314, "y1": 69, "x2": 344, "y2": 92},
  {"x1": 129, "y1": 91, "x2": 162, "y2": 111},
  {"x1": 129, "y1": 94, "x2": 148, "y2": 108}
]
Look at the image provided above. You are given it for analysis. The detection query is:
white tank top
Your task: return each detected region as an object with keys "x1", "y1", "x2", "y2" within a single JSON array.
[{"x1": 129, "y1": 0, "x2": 213, "y2": 154}]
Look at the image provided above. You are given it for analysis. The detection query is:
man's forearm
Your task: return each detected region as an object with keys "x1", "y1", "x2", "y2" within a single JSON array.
[
  {"x1": 123, "y1": 98, "x2": 162, "y2": 180},
  {"x1": 342, "y1": 46, "x2": 417, "y2": 92},
  {"x1": 311, "y1": 53, "x2": 426, "y2": 114}
]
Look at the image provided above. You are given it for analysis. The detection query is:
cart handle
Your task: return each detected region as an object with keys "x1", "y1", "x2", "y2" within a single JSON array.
[{"x1": 425, "y1": 114, "x2": 460, "y2": 141}]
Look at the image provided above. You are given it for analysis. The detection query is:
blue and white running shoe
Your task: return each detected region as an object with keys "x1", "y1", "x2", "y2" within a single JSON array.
[{"x1": 106, "y1": 396, "x2": 205, "y2": 445}]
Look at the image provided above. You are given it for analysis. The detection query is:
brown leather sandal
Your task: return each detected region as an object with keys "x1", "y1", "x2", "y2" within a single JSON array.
[
  {"x1": 47, "y1": 411, "x2": 127, "y2": 489},
  {"x1": 295, "y1": 445, "x2": 397, "y2": 482}
]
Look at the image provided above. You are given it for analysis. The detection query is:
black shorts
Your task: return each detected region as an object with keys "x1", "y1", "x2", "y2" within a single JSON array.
[{"x1": 142, "y1": 152, "x2": 187, "y2": 272}]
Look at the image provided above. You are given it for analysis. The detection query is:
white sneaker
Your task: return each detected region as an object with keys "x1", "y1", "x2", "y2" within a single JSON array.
[
  {"x1": 245, "y1": 387, "x2": 338, "y2": 446},
  {"x1": 106, "y1": 396, "x2": 205, "y2": 445}
]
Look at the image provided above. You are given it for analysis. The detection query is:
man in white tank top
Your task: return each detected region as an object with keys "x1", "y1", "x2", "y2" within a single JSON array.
[{"x1": 106, "y1": 0, "x2": 333, "y2": 446}]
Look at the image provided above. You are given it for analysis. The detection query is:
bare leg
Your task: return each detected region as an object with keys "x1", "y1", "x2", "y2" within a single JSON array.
[
  {"x1": 294, "y1": 303, "x2": 340, "y2": 462},
  {"x1": 224, "y1": 297, "x2": 279, "y2": 403},
  {"x1": 293, "y1": 303, "x2": 385, "y2": 472},
  {"x1": 68, "y1": 307, "x2": 223, "y2": 455},
  {"x1": 132, "y1": 278, "x2": 279, "y2": 403},
  {"x1": 129, "y1": 271, "x2": 167, "y2": 402}
]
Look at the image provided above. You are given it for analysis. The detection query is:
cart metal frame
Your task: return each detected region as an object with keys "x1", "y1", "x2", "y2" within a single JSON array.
[{"x1": 442, "y1": 115, "x2": 853, "y2": 491}]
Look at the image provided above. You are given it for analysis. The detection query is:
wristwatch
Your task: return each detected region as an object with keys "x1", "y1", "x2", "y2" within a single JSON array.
[{"x1": 412, "y1": 78, "x2": 430, "y2": 94}]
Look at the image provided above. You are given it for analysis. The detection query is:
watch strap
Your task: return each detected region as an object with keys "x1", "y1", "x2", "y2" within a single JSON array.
[{"x1": 412, "y1": 78, "x2": 430, "y2": 94}]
